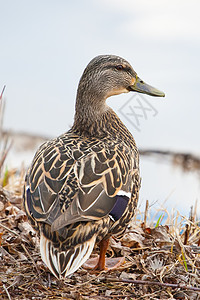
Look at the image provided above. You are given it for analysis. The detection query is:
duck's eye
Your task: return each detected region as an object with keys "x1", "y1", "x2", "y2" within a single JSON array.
[{"x1": 115, "y1": 65, "x2": 124, "y2": 71}]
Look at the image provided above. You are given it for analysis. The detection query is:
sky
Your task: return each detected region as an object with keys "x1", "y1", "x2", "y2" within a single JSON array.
[
  {"x1": 1, "y1": 0, "x2": 200, "y2": 151},
  {"x1": 1, "y1": 0, "x2": 200, "y2": 215}
]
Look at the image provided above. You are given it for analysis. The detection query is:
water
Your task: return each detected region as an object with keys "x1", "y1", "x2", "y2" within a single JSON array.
[{"x1": 139, "y1": 155, "x2": 200, "y2": 217}]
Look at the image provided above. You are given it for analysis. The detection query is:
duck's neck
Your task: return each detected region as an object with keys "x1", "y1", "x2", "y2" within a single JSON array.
[
  {"x1": 72, "y1": 80, "x2": 108, "y2": 136},
  {"x1": 72, "y1": 97, "x2": 111, "y2": 137},
  {"x1": 72, "y1": 94, "x2": 136, "y2": 147}
]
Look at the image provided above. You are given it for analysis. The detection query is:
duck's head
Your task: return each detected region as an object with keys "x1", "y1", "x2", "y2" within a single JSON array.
[{"x1": 77, "y1": 55, "x2": 165, "y2": 104}]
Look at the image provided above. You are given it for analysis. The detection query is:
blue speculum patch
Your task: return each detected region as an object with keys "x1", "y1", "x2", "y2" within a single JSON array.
[{"x1": 109, "y1": 195, "x2": 129, "y2": 222}]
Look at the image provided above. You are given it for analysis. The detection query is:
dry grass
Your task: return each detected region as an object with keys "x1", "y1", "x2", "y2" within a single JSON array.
[
  {"x1": 0, "y1": 174, "x2": 200, "y2": 299},
  {"x1": 0, "y1": 86, "x2": 13, "y2": 186}
]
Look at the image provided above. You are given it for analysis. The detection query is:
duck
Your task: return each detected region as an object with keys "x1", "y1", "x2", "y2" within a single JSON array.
[{"x1": 23, "y1": 55, "x2": 165, "y2": 279}]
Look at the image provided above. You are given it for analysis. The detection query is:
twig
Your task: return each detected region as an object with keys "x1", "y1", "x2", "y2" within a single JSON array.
[
  {"x1": 88, "y1": 295, "x2": 132, "y2": 299},
  {"x1": 183, "y1": 206, "x2": 193, "y2": 245},
  {"x1": 144, "y1": 199, "x2": 149, "y2": 228},
  {"x1": 72, "y1": 269, "x2": 105, "y2": 287},
  {"x1": 139, "y1": 289, "x2": 162, "y2": 299},
  {"x1": 3, "y1": 284, "x2": 11, "y2": 300},
  {"x1": 106, "y1": 277, "x2": 200, "y2": 292},
  {"x1": 0, "y1": 246, "x2": 18, "y2": 262},
  {"x1": 0, "y1": 85, "x2": 6, "y2": 100},
  {"x1": 21, "y1": 243, "x2": 41, "y2": 277},
  {"x1": 0, "y1": 221, "x2": 20, "y2": 236},
  {"x1": 48, "y1": 272, "x2": 51, "y2": 288},
  {"x1": 0, "y1": 276, "x2": 23, "y2": 296},
  {"x1": 0, "y1": 140, "x2": 13, "y2": 173},
  {"x1": 184, "y1": 223, "x2": 189, "y2": 245}
]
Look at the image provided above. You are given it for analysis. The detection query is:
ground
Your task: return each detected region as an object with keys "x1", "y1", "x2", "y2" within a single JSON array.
[{"x1": 0, "y1": 185, "x2": 200, "y2": 300}]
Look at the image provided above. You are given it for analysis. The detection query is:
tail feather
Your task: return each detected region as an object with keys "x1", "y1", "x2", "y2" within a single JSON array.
[{"x1": 40, "y1": 233, "x2": 96, "y2": 278}]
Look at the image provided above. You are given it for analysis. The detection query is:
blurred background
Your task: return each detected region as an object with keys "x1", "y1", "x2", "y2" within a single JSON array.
[{"x1": 1, "y1": 0, "x2": 200, "y2": 216}]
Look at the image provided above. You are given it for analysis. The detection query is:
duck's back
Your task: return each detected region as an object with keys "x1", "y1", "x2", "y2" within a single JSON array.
[{"x1": 24, "y1": 125, "x2": 140, "y2": 278}]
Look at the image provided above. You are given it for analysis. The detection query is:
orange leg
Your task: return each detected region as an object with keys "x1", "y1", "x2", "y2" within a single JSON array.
[
  {"x1": 82, "y1": 237, "x2": 125, "y2": 271},
  {"x1": 94, "y1": 238, "x2": 109, "y2": 270}
]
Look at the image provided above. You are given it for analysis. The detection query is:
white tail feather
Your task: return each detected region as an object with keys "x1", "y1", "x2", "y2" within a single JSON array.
[{"x1": 40, "y1": 233, "x2": 96, "y2": 279}]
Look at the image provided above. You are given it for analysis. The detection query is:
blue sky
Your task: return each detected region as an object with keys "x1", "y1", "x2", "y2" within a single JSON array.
[{"x1": 1, "y1": 0, "x2": 200, "y2": 153}]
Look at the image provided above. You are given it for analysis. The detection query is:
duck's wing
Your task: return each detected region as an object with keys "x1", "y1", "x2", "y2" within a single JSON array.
[{"x1": 24, "y1": 133, "x2": 138, "y2": 232}]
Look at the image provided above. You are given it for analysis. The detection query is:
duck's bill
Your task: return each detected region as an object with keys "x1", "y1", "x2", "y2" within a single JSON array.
[{"x1": 128, "y1": 76, "x2": 165, "y2": 97}]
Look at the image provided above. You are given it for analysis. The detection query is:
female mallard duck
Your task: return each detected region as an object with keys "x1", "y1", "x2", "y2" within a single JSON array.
[{"x1": 24, "y1": 55, "x2": 165, "y2": 279}]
